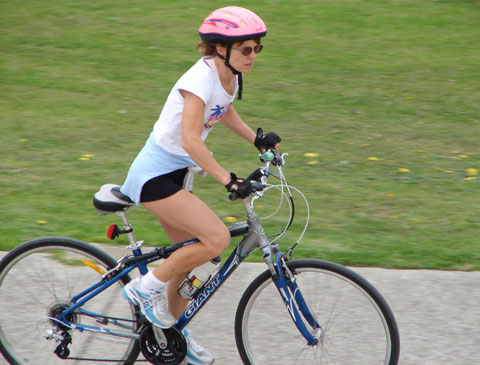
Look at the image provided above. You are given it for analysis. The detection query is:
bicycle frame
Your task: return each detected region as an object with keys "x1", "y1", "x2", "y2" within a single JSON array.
[
  {"x1": 56, "y1": 240, "x2": 250, "y2": 340},
  {"x1": 56, "y1": 208, "x2": 318, "y2": 347},
  {"x1": 57, "y1": 154, "x2": 320, "y2": 348}
]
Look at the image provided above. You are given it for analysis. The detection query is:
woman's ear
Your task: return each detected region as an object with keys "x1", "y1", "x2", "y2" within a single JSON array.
[{"x1": 216, "y1": 44, "x2": 226, "y2": 58}]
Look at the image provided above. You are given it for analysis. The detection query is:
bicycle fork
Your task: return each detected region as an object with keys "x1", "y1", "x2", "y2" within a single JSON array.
[
  {"x1": 242, "y1": 198, "x2": 322, "y2": 346},
  {"x1": 272, "y1": 253, "x2": 322, "y2": 346}
]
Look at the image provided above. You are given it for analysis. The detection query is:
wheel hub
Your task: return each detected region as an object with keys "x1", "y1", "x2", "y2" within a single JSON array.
[{"x1": 47, "y1": 301, "x2": 78, "y2": 330}]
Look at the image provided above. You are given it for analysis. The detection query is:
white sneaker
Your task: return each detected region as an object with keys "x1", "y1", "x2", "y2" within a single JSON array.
[
  {"x1": 183, "y1": 328, "x2": 215, "y2": 365},
  {"x1": 123, "y1": 276, "x2": 176, "y2": 328}
]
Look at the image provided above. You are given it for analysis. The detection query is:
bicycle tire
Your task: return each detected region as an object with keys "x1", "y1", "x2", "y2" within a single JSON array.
[
  {"x1": 235, "y1": 259, "x2": 400, "y2": 364},
  {"x1": 0, "y1": 237, "x2": 140, "y2": 365}
]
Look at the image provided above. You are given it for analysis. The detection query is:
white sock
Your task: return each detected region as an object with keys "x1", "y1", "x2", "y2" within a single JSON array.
[{"x1": 139, "y1": 270, "x2": 167, "y2": 291}]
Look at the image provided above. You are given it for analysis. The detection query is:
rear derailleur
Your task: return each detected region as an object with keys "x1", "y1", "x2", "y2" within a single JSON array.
[
  {"x1": 44, "y1": 328, "x2": 72, "y2": 359},
  {"x1": 54, "y1": 332, "x2": 72, "y2": 359}
]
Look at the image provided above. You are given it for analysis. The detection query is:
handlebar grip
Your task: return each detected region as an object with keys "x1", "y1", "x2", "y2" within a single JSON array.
[
  {"x1": 228, "y1": 181, "x2": 264, "y2": 201},
  {"x1": 228, "y1": 191, "x2": 239, "y2": 201}
]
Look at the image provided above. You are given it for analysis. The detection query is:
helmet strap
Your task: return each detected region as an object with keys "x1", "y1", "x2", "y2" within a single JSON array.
[{"x1": 217, "y1": 44, "x2": 243, "y2": 100}]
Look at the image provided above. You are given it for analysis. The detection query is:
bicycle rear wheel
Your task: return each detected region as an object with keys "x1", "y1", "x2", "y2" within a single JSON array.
[
  {"x1": 0, "y1": 237, "x2": 140, "y2": 365},
  {"x1": 235, "y1": 259, "x2": 400, "y2": 364}
]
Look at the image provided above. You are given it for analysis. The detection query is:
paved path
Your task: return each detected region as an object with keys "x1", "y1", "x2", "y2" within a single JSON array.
[
  {"x1": 189, "y1": 265, "x2": 480, "y2": 365},
  {"x1": 96, "y1": 244, "x2": 480, "y2": 364},
  {"x1": 1, "y1": 244, "x2": 479, "y2": 364}
]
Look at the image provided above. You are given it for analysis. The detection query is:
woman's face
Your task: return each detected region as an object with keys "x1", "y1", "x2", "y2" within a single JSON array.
[{"x1": 218, "y1": 39, "x2": 261, "y2": 74}]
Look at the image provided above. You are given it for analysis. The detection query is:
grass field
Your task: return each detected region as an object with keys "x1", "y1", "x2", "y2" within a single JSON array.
[{"x1": 1, "y1": 0, "x2": 479, "y2": 270}]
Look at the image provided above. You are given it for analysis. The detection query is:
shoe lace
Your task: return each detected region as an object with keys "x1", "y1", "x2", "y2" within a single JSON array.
[
  {"x1": 154, "y1": 291, "x2": 170, "y2": 313},
  {"x1": 143, "y1": 289, "x2": 169, "y2": 314}
]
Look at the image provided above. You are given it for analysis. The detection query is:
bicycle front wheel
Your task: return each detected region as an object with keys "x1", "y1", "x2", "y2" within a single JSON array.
[
  {"x1": 0, "y1": 237, "x2": 140, "y2": 365},
  {"x1": 235, "y1": 259, "x2": 400, "y2": 364}
]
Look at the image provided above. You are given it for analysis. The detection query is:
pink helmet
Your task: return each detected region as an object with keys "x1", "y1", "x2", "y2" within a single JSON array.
[{"x1": 199, "y1": 6, "x2": 267, "y2": 44}]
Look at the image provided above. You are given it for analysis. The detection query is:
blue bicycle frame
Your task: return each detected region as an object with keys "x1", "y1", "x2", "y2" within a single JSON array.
[
  {"x1": 57, "y1": 228, "x2": 253, "y2": 338},
  {"x1": 58, "y1": 184, "x2": 319, "y2": 347}
]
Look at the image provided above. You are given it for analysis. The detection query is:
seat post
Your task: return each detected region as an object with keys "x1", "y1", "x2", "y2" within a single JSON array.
[{"x1": 115, "y1": 210, "x2": 144, "y2": 251}]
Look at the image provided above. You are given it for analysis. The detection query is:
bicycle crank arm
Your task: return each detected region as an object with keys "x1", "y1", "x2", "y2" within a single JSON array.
[{"x1": 153, "y1": 326, "x2": 168, "y2": 349}]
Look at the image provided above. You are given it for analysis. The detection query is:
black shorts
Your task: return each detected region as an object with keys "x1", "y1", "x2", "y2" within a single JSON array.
[{"x1": 140, "y1": 168, "x2": 188, "y2": 202}]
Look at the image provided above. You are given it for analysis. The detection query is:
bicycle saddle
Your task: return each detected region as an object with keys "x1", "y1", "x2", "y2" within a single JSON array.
[{"x1": 93, "y1": 184, "x2": 134, "y2": 214}]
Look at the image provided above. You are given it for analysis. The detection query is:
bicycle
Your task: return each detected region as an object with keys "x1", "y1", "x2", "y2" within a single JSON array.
[{"x1": 0, "y1": 150, "x2": 400, "y2": 364}]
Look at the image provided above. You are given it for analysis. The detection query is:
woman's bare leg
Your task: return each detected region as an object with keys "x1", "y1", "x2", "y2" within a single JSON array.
[{"x1": 142, "y1": 189, "x2": 230, "y2": 318}]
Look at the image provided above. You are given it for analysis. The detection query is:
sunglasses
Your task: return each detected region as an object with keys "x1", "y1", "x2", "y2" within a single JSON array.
[{"x1": 231, "y1": 44, "x2": 264, "y2": 56}]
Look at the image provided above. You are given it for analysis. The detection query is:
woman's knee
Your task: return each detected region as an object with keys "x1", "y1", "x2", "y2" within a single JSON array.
[{"x1": 205, "y1": 225, "x2": 230, "y2": 256}]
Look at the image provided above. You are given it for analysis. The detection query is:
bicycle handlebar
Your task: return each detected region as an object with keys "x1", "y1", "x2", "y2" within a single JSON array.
[
  {"x1": 228, "y1": 149, "x2": 285, "y2": 201},
  {"x1": 228, "y1": 181, "x2": 265, "y2": 201},
  {"x1": 261, "y1": 149, "x2": 284, "y2": 167}
]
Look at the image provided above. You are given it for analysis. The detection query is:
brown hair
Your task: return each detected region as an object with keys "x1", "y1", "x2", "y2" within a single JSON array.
[
  {"x1": 197, "y1": 42, "x2": 225, "y2": 56},
  {"x1": 197, "y1": 38, "x2": 261, "y2": 57}
]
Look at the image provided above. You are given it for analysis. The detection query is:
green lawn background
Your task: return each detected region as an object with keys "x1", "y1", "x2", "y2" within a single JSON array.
[{"x1": 1, "y1": 0, "x2": 479, "y2": 269}]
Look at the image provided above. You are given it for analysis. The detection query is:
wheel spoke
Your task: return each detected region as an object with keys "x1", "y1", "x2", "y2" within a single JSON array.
[
  {"x1": 235, "y1": 259, "x2": 400, "y2": 364},
  {"x1": 0, "y1": 238, "x2": 140, "y2": 364}
]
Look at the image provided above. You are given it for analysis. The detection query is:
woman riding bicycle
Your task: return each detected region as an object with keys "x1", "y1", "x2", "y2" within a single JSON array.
[{"x1": 120, "y1": 6, "x2": 280, "y2": 364}]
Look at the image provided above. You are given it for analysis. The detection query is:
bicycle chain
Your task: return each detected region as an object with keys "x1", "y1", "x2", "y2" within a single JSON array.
[{"x1": 65, "y1": 356, "x2": 149, "y2": 362}]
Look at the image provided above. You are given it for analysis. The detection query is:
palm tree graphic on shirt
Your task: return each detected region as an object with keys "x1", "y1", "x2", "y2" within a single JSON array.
[
  {"x1": 211, "y1": 105, "x2": 223, "y2": 118},
  {"x1": 204, "y1": 103, "x2": 232, "y2": 129}
]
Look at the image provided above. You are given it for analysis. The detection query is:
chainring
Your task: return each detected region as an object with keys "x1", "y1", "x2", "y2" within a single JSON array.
[{"x1": 139, "y1": 326, "x2": 187, "y2": 365}]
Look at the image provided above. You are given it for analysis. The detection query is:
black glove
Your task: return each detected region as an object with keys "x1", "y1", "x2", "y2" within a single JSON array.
[
  {"x1": 247, "y1": 168, "x2": 266, "y2": 182},
  {"x1": 225, "y1": 173, "x2": 253, "y2": 200},
  {"x1": 254, "y1": 128, "x2": 282, "y2": 152}
]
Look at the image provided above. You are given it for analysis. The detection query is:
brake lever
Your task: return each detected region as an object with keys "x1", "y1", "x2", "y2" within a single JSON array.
[
  {"x1": 270, "y1": 151, "x2": 287, "y2": 166},
  {"x1": 272, "y1": 151, "x2": 283, "y2": 166}
]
